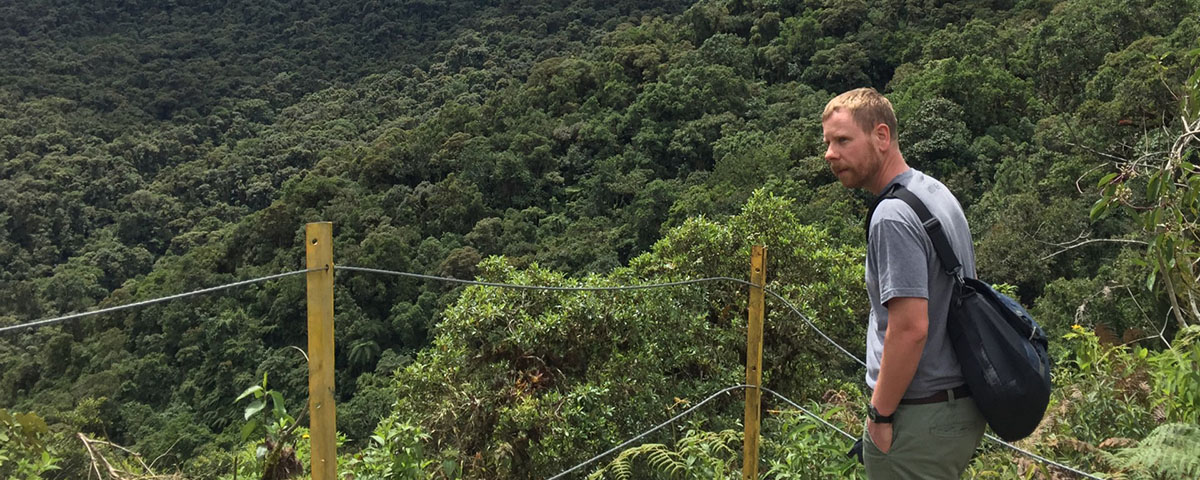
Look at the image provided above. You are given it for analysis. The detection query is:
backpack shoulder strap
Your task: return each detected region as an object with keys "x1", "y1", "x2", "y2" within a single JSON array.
[
  {"x1": 869, "y1": 185, "x2": 963, "y2": 277},
  {"x1": 864, "y1": 183, "x2": 902, "y2": 244}
]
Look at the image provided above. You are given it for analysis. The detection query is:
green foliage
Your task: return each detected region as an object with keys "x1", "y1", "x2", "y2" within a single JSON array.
[
  {"x1": 0, "y1": 409, "x2": 60, "y2": 479},
  {"x1": 1054, "y1": 326, "x2": 1155, "y2": 443},
  {"x1": 1146, "y1": 326, "x2": 1200, "y2": 424},
  {"x1": 234, "y1": 373, "x2": 306, "y2": 479},
  {"x1": 1025, "y1": 0, "x2": 1188, "y2": 111},
  {"x1": 762, "y1": 403, "x2": 864, "y2": 480},
  {"x1": 344, "y1": 414, "x2": 450, "y2": 480}
]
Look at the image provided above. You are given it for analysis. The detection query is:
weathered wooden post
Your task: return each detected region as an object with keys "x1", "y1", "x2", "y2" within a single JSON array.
[
  {"x1": 743, "y1": 245, "x2": 766, "y2": 480},
  {"x1": 306, "y1": 222, "x2": 336, "y2": 480}
]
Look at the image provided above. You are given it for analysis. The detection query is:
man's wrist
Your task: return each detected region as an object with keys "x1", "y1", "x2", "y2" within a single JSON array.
[{"x1": 867, "y1": 404, "x2": 894, "y2": 423}]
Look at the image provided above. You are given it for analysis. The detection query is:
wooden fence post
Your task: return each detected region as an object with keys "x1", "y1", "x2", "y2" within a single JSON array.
[
  {"x1": 306, "y1": 222, "x2": 336, "y2": 480},
  {"x1": 743, "y1": 245, "x2": 767, "y2": 480}
]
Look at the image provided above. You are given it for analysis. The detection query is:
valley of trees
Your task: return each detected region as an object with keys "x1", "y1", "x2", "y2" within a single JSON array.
[{"x1": 1, "y1": 0, "x2": 1199, "y2": 478}]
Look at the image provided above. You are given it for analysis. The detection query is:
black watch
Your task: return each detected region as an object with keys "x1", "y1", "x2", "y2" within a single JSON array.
[{"x1": 867, "y1": 404, "x2": 894, "y2": 424}]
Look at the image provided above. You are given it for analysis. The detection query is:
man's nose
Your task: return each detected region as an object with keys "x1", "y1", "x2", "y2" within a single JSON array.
[{"x1": 824, "y1": 145, "x2": 835, "y2": 162}]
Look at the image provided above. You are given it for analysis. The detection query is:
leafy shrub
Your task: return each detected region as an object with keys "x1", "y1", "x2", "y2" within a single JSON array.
[
  {"x1": 0, "y1": 409, "x2": 60, "y2": 479},
  {"x1": 1052, "y1": 326, "x2": 1155, "y2": 443},
  {"x1": 344, "y1": 414, "x2": 455, "y2": 479},
  {"x1": 1146, "y1": 325, "x2": 1200, "y2": 425},
  {"x1": 234, "y1": 374, "x2": 306, "y2": 479},
  {"x1": 762, "y1": 401, "x2": 864, "y2": 480}
]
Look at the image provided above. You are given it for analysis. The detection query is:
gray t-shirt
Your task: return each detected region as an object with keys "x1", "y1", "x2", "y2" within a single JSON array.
[{"x1": 864, "y1": 169, "x2": 975, "y2": 398}]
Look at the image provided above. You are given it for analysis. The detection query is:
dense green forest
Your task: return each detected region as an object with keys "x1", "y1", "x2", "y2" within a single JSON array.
[{"x1": 2, "y1": 0, "x2": 1199, "y2": 478}]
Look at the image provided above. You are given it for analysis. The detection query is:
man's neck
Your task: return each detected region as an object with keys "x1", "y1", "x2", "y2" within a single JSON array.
[{"x1": 868, "y1": 152, "x2": 909, "y2": 195}]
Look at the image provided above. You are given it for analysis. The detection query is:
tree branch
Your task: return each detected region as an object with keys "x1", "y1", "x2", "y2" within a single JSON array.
[
  {"x1": 1159, "y1": 258, "x2": 1191, "y2": 330},
  {"x1": 1119, "y1": 286, "x2": 1173, "y2": 349},
  {"x1": 150, "y1": 437, "x2": 183, "y2": 471},
  {"x1": 79, "y1": 433, "x2": 105, "y2": 480},
  {"x1": 1040, "y1": 238, "x2": 1149, "y2": 260}
]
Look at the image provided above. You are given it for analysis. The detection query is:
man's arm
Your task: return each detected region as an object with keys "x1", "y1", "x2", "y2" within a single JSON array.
[
  {"x1": 867, "y1": 296, "x2": 928, "y2": 453},
  {"x1": 871, "y1": 296, "x2": 929, "y2": 414}
]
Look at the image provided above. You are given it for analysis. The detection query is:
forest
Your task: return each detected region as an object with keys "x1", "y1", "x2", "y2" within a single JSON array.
[{"x1": 1, "y1": 0, "x2": 1199, "y2": 478}]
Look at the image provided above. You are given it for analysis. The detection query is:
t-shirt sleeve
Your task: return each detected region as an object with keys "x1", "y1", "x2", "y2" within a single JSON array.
[{"x1": 869, "y1": 215, "x2": 929, "y2": 305}]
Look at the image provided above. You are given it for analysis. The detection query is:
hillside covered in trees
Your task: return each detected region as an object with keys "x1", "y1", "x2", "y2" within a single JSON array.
[{"x1": 2, "y1": 0, "x2": 1199, "y2": 478}]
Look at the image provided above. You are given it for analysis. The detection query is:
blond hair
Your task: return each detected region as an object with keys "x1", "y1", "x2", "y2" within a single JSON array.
[{"x1": 822, "y1": 87, "x2": 898, "y2": 142}]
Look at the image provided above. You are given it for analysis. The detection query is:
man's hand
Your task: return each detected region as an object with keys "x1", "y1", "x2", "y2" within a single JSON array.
[{"x1": 867, "y1": 420, "x2": 893, "y2": 454}]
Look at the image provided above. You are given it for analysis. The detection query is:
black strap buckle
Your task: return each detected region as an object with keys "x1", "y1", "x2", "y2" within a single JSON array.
[{"x1": 922, "y1": 216, "x2": 941, "y2": 232}]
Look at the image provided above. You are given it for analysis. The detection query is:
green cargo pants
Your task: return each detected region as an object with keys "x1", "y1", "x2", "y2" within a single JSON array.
[{"x1": 863, "y1": 392, "x2": 986, "y2": 479}]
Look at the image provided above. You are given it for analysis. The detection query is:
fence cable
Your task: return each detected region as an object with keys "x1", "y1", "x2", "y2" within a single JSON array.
[
  {"x1": 338, "y1": 265, "x2": 753, "y2": 291},
  {"x1": 0, "y1": 268, "x2": 322, "y2": 335}
]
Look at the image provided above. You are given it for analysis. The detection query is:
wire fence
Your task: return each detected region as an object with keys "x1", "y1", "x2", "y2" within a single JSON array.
[
  {"x1": 1, "y1": 263, "x2": 1104, "y2": 479},
  {"x1": 338, "y1": 265, "x2": 753, "y2": 291}
]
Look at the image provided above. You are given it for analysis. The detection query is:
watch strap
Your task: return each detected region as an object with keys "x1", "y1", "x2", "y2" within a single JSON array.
[{"x1": 868, "y1": 404, "x2": 894, "y2": 423}]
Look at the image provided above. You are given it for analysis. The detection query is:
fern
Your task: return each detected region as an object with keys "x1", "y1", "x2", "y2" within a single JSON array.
[
  {"x1": 590, "y1": 443, "x2": 678, "y2": 480},
  {"x1": 645, "y1": 447, "x2": 685, "y2": 476},
  {"x1": 1107, "y1": 423, "x2": 1200, "y2": 479},
  {"x1": 588, "y1": 429, "x2": 742, "y2": 479}
]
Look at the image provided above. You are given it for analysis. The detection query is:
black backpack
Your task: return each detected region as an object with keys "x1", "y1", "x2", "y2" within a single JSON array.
[{"x1": 868, "y1": 184, "x2": 1052, "y2": 442}]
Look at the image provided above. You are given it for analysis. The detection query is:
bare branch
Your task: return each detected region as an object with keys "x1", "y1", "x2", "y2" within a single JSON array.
[
  {"x1": 1187, "y1": 288, "x2": 1199, "y2": 328},
  {"x1": 1036, "y1": 230, "x2": 1089, "y2": 247},
  {"x1": 1159, "y1": 258, "x2": 1191, "y2": 330},
  {"x1": 1074, "y1": 163, "x2": 1109, "y2": 195},
  {"x1": 1040, "y1": 238, "x2": 1149, "y2": 261},
  {"x1": 150, "y1": 437, "x2": 183, "y2": 471},
  {"x1": 77, "y1": 433, "x2": 176, "y2": 479},
  {"x1": 1120, "y1": 285, "x2": 1173, "y2": 349},
  {"x1": 1160, "y1": 309, "x2": 1175, "y2": 350},
  {"x1": 85, "y1": 436, "x2": 152, "y2": 472},
  {"x1": 279, "y1": 402, "x2": 309, "y2": 439},
  {"x1": 1065, "y1": 141, "x2": 1128, "y2": 164},
  {"x1": 80, "y1": 433, "x2": 105, "y2": 480}
]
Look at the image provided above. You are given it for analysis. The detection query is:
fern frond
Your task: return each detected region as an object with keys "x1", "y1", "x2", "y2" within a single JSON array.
[
  {"x1": 591, "y1": 430, "x2": 744, "y2": 479},
  {"x1": 612, "y1": 458, "x2": 632, "y2": 480},
  {"x1": 609, "y1": 445, "x2": 647, "y2": 480},
  {"x1": 645, "y1": 448, "x2": 684, "y2": 477},
  {"x1": 1111, "y1": 422, "x2": 1200, "y2": 479},
  {"x1": 593, "y1": 443, "x2": 670, "y2": 480}
]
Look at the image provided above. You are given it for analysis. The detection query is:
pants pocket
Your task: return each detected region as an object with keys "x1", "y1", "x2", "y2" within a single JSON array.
[
  {"x1": 930, "y1": 420, "x2": 975, "y2": 438},
  {"x1": 864, "y1": 423, "x2": 897, "y2": 457}
]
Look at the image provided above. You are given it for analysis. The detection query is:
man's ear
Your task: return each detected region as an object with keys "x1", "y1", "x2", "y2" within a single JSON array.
[{"x1": 872, "y1": 123, "x2": 891, "y2": 151}]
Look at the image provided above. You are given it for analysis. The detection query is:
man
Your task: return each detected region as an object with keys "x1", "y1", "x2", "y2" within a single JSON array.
[{"x1": 822, "y1": 87, "x2": 985, "y2": 479}]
